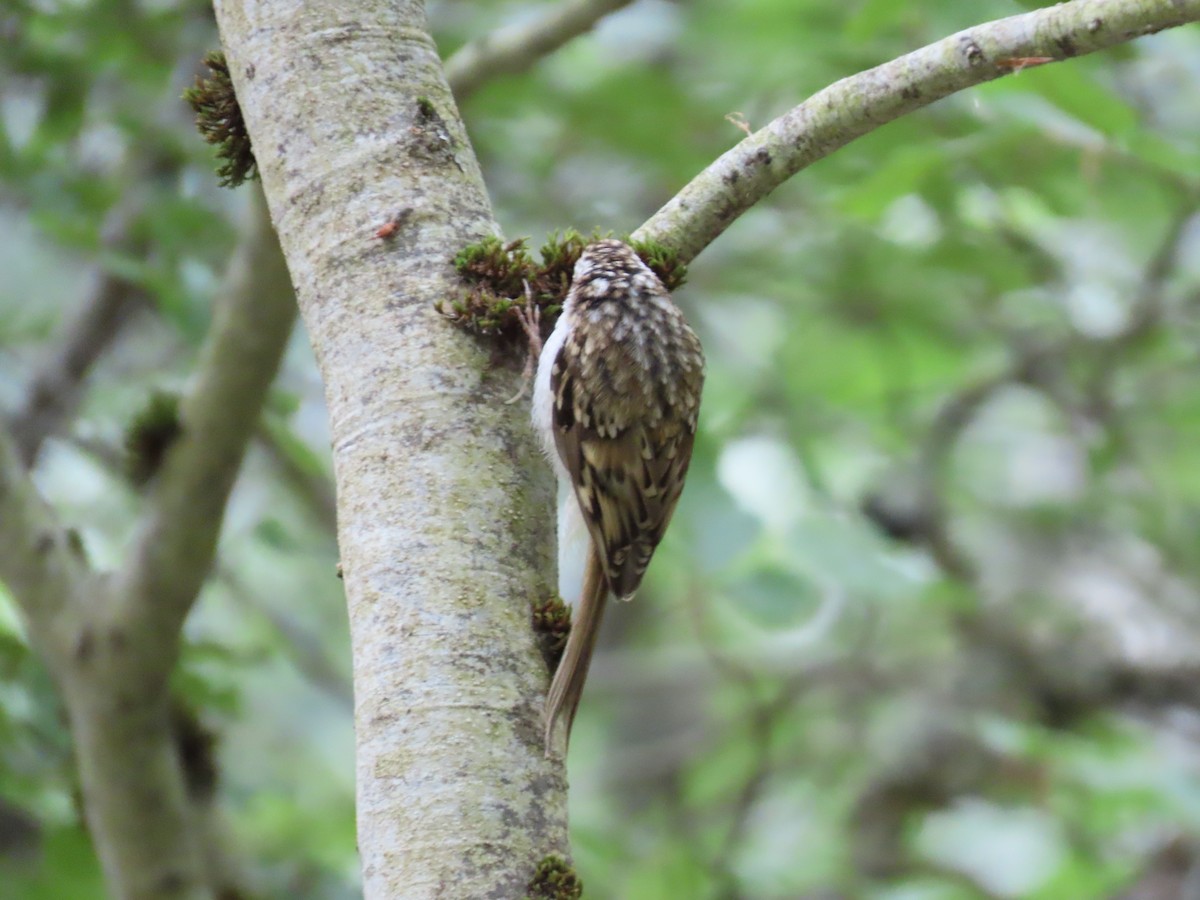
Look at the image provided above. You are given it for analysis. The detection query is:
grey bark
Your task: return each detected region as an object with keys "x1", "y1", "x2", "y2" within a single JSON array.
[{"x1": 211, "y1": 2, "x2": 567, "y2": 897}]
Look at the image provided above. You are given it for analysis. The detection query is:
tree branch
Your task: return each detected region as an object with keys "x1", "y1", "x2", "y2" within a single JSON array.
[
  {"x1": 5, "y1": 140, "x2": 193, "y2": 468},
  {"x1": 444, "y1": 0, "x2": 635, "y2": 101},
  {"x1": 633, "y1": 0, "x2": 1200, "y2": 260},
  {"x1": 110, "y1": 190, "x2": 295, "y2": 669},
  {"x1": 59, "y1": 190, "x2": 295, "y2": 900}
]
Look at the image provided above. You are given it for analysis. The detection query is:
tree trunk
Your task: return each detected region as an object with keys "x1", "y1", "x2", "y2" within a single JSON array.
[{"x1": 212, "y1": 1, "x2": 569, "y2": 896}]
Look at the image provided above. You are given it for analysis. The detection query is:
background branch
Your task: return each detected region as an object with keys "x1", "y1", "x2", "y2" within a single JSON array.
[
  {"x1": 58, "y1": 190, "x2": 295, "y2": 899},
  {"x1": 444, "y1": 0, "x2": 635, "y2": 101},
  {"x1": 848, "y1": 197, "x2": 1200, "y2": 887},
  {"x1": 7, "y1": 195, "x2": 151, "y2": 468}
]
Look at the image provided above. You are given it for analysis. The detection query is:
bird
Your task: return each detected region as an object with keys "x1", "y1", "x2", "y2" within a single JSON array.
[{"x1": 531, "y1": 238, "x2": 705, "y2": 755}]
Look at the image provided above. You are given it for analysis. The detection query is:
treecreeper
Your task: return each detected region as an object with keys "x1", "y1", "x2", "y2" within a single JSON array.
[{"x1": 531, "y1": 239, "x2": 706, "y2": 755}]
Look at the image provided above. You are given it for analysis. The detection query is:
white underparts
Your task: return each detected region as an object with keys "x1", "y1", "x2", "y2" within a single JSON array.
[
  {"x1": 557, "y1": 481, "x2": 589, "y2": 607},
  {"x1": 532, "y1": 308, "x2": 584, "y2": 604}
]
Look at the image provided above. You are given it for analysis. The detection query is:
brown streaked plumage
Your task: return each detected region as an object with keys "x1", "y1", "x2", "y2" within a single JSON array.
[{"x1": 533, "y1": 239, "x2": 705, "y2": 755}]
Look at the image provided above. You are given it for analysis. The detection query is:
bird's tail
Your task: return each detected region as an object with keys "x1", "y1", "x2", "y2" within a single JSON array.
[{"x1": 544, "y1": 544, "x2": 607, "y2": 756}]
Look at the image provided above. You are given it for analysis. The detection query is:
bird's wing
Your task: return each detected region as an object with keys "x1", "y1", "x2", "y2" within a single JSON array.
[{"x1": 550, "y1": 334, "x2": 697, "y2": 600}]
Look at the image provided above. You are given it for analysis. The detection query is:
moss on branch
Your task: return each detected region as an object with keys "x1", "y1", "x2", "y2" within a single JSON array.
[
  {"x1": 526, "y1": 853, "x2": 583, "y2": 900},
  {"x1": 532, "y1": 595, "x2": 572, "y2": 673},
  {"x1": 124, "y1": 390, "x2": 182, "y2": 486},
  {"x1": 184, "y1": 51, "x2": 257, "y2": 188},
  {"x1": 439, "y1": 230, "x2": 686, "y2": 343}
]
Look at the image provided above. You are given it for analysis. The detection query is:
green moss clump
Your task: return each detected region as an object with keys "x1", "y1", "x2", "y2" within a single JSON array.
[
  {"x1": 526, "y1": 854, "x2": 583, "y2": 900},
  {"x1": 125, "y1": 390, "x2": 183, "y2": 486},
  {"x1": 629, "y1": 238, "x2": 688, "y2": 291},
  {"x1": 183, "y1": 51, "x2": 257, "y2": 188},
  {"x1": 532, "y1": 596, "x2": 572, "y2": 673},
  {"x1": 441, "y1": 229, "x2": 686, "y2": 345},
  {"x1": 439, "y1": 236, "x2": 538, "y2": 339},
  {"x1": 454, "y1": 236, "x2": 537, "y2": 298},
  {"x1": 533, "y1": 229, "x2": 593, "y2": 299},
  {"x1": 170, "y1": 700, "x2": 219, "y2": 804}
]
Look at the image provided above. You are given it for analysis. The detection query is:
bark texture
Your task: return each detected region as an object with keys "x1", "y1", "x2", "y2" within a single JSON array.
[{"x1": 211, "y1": 2, "x2": 566, "y2": 897}]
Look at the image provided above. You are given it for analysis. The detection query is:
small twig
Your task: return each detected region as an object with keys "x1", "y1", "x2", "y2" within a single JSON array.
[
  {"x1": 724, "y1": 112, "x2": 752, "y2": 137},
  {"x1": 1089, "y1": 201, "x2": 1196, "y2": 363},
  {"x1": 708, "y1": 691, "x2": 792, "y2": 891},
  {"x1": 994, "y1": 56, "x2": 1054, "y2": 72}
]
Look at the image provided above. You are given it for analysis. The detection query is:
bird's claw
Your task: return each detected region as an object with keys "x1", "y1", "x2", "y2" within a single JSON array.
[{"x1": 505, "y1": 281, "x2": 541, "y2": 405}]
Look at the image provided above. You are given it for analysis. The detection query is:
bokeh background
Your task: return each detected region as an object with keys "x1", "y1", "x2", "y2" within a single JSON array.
[{"x1": 3, "y1": 1, "x2": 1200, "y2": 897}]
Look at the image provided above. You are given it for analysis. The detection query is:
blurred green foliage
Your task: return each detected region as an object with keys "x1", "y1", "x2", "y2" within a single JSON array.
[{"x1": 3, "y1": 0, "x2": 1200, "y2": 897}]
